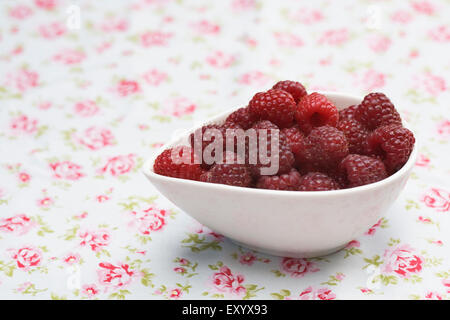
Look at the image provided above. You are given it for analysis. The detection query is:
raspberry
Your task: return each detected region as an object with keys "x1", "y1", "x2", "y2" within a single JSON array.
[
  {"x1": 366, "y1": 125, "x2": 415, "y2": 173},
  {"x1": 248, "y1": 89, "x2": 295, "y2": 128},
  {"x1": 295, "y1": 92, "x2": 339, "y2": 134},
  {"x1": 153, "y1": 146, "x2": 205, "y2": 181},
  {"x1": 338, "y1": 104, "x2": 358, "y2": 121},
  {"x1": 200, "y1": 152, "x2": 252, "y2": 187},
  {"x1": 339, "y1": 154, "x2": 387, "y2": 188},
  {"x1": 337, "y1": 119, "x2": 369, "y2": 154},
  {"x1": 248, "y1": 120, "x2": 295, "y2": 177},
  {"x1": 281, "y1": 125, "x2": 305, "y2": 155},
  {"x1": 355, "y1": 93, "x2": 402, "y2": 130},
  {"x1": 296, "y1": 125, "x2": 349, "y2": 171},
  {"x1": 256, "y1": 169, "x2": 302, "y2": 191},
  {"x1": 189, "y1": 122, "x2": 242, "y2": 168},
  {"x1": 225, "y1": 107, "x2": 254, "y2": 130},
  {"x1": 272, "y1": 80, "x2": 307, "y2": 103},
  {"x1": 298, "y1": 172, "x2": 340, "y2": 191}
]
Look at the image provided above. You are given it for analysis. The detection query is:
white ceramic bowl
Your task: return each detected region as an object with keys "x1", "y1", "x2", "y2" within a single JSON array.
[{"x1": 143, "y1": 92, "x2": 417, "y2": 258}]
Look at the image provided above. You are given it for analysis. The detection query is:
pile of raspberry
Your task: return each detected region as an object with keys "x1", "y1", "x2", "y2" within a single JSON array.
[{"x1": 154, "y1": 80, "x2": 415, "y2": 191}]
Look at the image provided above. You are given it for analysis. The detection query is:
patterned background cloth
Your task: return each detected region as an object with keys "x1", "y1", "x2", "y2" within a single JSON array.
[{"x1": 0, "y1": 0, "x2": 449, "y2": 300}]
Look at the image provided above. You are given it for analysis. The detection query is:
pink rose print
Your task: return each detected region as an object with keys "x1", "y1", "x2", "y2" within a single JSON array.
[
  {"x1": 78, "y1": 229, "x2": 111, "y2": 252},
  {"x1": 238, "y1": 71, "x2": 270, "y2": 86},
  {"x1": 49, "y1": 161, "x2": 84, "y2": 180},
  {"x1": 100, "y1": 19, "x2": 128, "y2": 32},
  {"x1": 116, "y1": 79, "x2": 140, "y2": 96},
  {"x1": 19, "y1": 172, "x2": 31, "y2": 183},
  {"x1": 98, "y1": 154, "x2": 135, "y2": 176},
  {"x1": 39, "y1": 22, "x2": 66, "y2": 39},
  {"x1": 365, "y1": 218, "x2": 383, "y2": 235},
  {"x1": 174, "y1": 267, "x2": 186, "y2": 274},
  {"x1": 319, "y1": 29, "x2": 349, "y2": 46},
  {"x1": 163, "y1": 97, "x2": 196, "y2": 117},
  {"x1": 81, "y1": 284, "x2": 99, "y2": 298},
  {"x1": 9, "y1": 5, "x2": 33, "y2": 19},
  {"x1": 382, "y1": 244, "x2": 423, "y2": 278},
  {"x1": 232, "y1": 0, "x2": 256, "y2": 11},
  {"x1": 368, "y1": 35, "x2": 391, "y2": 53},
  {"x1": 442, "y1": 279, "x2": 450, "y2": 293},
  {"x1": 11, "y1": 246, "x2": 42, "y2": 270},
  {"x1": 140, "y1": 31, "x2": 173, "y2": 47},
  {"x1": 53, "y1": 49, "x2": 86, "y2": 65},
  {"x1": 415, "y1": 72, "x2": 446, "y2": 96},
  {"x1": 274, "y1": 32, "x2": 304, "y2": 48},
  {"x1": 10, "y1": 115, "x2": 38, "y2": 135},
  {"x1": 428, "y1": 26, "x2": 450, "y2": 42},
  {"x1": 191, "y1": 20, "x2": 220, "y2": 35},
  {"x1": 62, "y1": 252, "x2": 81, "y2": 265},
  {"x1": 74, "y1": 100, "x2": 100, "y2": 117},
  {"x1": 390, "y1": 10, "x2": 413, "y2": 24},
  {"x1": 239, "y1": 252, "x2": 257, "y2": 266},
  {"x1": 206, "y1": 51, "x2": 235, "y2": 68},
  {"x1": 415, "y1": 154, "x2": 430, "y2": 167},
  {"x1": 8, "y1": 70, "x2": 39, "y2": 92},
  {"x1": 421, "y1": 188, "x2": 450, "y2": 212},
  {"x1": 142, "y1": 69, "x2": 168, "y2": 86},
  {"x1": 424, "y1": 291, "x2": 443, "y2": 300},
  {"x1": 437, "y1": 120, "x2": 450, "y2": 138},
  {"x1": 289, "y1": 8, "x2": 323, "y2": 24},
  {"x1": 34, "y1": 0, "x2": 57, "y2": 10},
  {"x1": 97, "y1": 262, "x2": 135, "y2": 289},
  {"x1": 169, "y1": 288, "x2": 182, "y2": 299},
  {"x1": 358, "y1": 69, "x2": 386, "y2": 91},
  {"x1": 76, "y1": 127, "x2": 115, "y2": 150},
  {"x1": 212, "y1": 266, "x2": 246, "y2": 296},
  {"x1": 0, "y1": 214, "x2": 36, "y2": 235},
  {"x1": 411, "y1": 1, "x2": 435, "y2": 15},
  {"x1": 346, "y1": 240, "x2": 360, "y2": 248},
  {"x1": 299, "y1": 286, "x2": 336, "y2": 300},
  {"x1": 130, "y1": 206, "x2": 168, "y2": 235},
  {"x1": 281, "y1": 258, "x2": 319, "y2": 277}
]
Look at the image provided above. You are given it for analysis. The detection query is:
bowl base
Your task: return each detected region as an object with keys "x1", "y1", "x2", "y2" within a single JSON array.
[{"x1": 230, "y1": 240, "x2": 348, "y2": 258}]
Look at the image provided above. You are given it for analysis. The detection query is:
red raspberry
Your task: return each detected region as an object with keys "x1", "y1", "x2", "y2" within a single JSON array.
[
  {"x1": 248, "y1": 89, "x2": 295, "y2": 128},
  {"x1": 272, "y1": 80, "x2": 307, "y2": 103},
  {"x1": 295, "y1": 92, "x2": 339, "y2": 134},
  {"x1": 256, "y1": 169, "x2": 302, "y2": 191},
  {"x1": 355, "y1": 93, "x2": 402, "y2": 130},
  {"x1": 248, "y1": 120, "x2": 295, "y2": 177},
  {"x1": 225, "y1": 107, "x2": 254, "y2": 130},
  {"x1": 296, "y1": 125, "x2": 349, "y2": 171},
  {"x1": 366, "y1": 125, "x2": 415, "y2": 173},
  {"x1": 339, "y1": 154, "x2": 387, "y2": 188},
  {"x1": 338, "y1": 104, "x2": 358, "y2": 121},
  {"x1": 153, "y1": 146, "x2": 205, "y2": 181},
  {"x1": 337, "y1": 119, "x2": 369, "y2": 154},
  {"x1": 298, "y1": 172, "x2": 340, "y2": 191},
  {"x1": 200, "y1": 152, "x2": 252, "y2": 187},
  {"x1": 281, "y1": 125, "x2": 305, "y2": 155},
  {"x1": 189, "y1": 122, "x2": 242, "y2": 168}
]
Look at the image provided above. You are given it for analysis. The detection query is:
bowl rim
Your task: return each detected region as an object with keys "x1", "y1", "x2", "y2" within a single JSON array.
[{"x1": 143, "y1": 91, "x2": 418, "y2": 197}]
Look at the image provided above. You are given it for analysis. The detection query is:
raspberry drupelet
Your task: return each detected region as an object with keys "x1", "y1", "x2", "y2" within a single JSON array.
[
  {"x1": 355, "y1": 93, "x2": 402, "y2": 130},
  {"x1": 339, "y1": 154, "x2": 387, "y2": 188},
  {"x1": 366, "y1": 124, "x2": 415, "y2": 173},
  {"x1": 298, "y1": 172, "x2": 340, "y2": 191},
  {"x1": 295, "y1": 92, "x2": 339, "y2": 134},
  {"x1": 272, "y1": 80, "x2": 307, "y2": 103},
  {"x1": 248, "y1": 89, "x2": 296, "y2": 128},
  {"x1": 153, "y1": 146, "x2": 205, "y2": 181},
  {"x1": 256, "y1": 169, "x2": 302, "y2": 191}
]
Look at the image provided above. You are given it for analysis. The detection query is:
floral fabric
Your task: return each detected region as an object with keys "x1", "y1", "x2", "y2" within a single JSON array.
[{"x1": 0, "y1": 0, "x2": 449, "y2": 300}]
